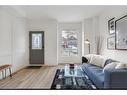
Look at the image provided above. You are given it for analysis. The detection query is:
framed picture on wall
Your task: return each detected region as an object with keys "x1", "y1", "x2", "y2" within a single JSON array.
[
  {"x1": 108, "y1": 17, "x2": 115, "y2": 34},
  {"x1": 107, "y1": 36, "x2": 115, "y2": 50},
  {"x1": 115, "y1": 15, "x2": 127, "y2": 50}
]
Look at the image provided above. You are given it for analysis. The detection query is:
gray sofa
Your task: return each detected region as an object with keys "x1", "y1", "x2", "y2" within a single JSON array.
[{"x1": 82, "y1": 59, "x2": 127, "y2": 89}]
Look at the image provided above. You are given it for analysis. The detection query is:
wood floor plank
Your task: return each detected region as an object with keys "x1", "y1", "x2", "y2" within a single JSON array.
[{"x1": 0, "y1": 65, "x2": 64, "y2": 89}]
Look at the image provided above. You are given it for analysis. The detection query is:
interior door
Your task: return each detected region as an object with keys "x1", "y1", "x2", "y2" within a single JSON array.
[{"x1": 29, "y1": 31, "x2": 44, "y2": 64}]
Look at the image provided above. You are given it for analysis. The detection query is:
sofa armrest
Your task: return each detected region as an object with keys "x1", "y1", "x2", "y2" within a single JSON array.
[{"x1": 104, "y1": 68, "x2": 127, "y2": 89}]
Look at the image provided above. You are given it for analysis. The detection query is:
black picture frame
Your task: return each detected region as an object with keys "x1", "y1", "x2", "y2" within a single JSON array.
[
  {"x1": 107, "y1": 36, "x2": 115, "y2": 50},
  {"x1": 115, "y1": 15, "x2": 127, "y2": 50},
  {"x1": 108, "y1": 17, "x2": 115, "y2": 35}
]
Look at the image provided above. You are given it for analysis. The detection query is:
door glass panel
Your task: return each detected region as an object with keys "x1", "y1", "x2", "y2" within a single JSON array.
[{"x1": 32, "y1": 33, "x2": 42, "y2": 49}]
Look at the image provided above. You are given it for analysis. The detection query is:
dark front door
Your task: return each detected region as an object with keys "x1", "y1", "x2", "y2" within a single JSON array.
[{"x1": 29, "y1": 31, "x2": 44, "y2": 64}]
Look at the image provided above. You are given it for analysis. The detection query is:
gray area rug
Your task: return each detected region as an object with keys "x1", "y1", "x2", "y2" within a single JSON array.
[{"x1": 51, "y1": 69, "x2": 96, "y2": 89}]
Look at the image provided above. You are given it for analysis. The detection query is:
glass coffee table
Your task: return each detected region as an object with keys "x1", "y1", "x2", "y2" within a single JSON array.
[
  {"x1": 63, "y1": 64, "x2": 88, "y2": 87},
  {"x1": 53, "y1": 64, "x2": 96, "y2": 89}
]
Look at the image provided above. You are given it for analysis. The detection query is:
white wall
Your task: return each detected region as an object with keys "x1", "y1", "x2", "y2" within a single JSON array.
[
  {"x1": 99, "y1": 6, "x2": 127, "y2": 63},
  {"x1": 27, "y1": 19, "x2": 58, "y2": 65},
  {"x1": 0, "y1": 6, "x2": 28, "y2": 78},
  {"x1": 58, "y1": 23, "x2": 82, "y2": 64},
  {"x1": 12, "y1": 18, "x2": 28, "y2": 71},
  {"x1": 84, "y1": 16, "x2": 99, "y2": 55}
]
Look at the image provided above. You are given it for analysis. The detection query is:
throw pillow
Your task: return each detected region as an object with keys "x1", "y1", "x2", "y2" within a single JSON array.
[
  {"x1": 90, "y1": 55, "x2": 107, "y2": 68},
  {"x1": 82, "y1": 56, "x2": 88, "y2": 63},
  {"x1": 84, "y1": 54, "x2": 96, "y2": 63},
  {"x1": 104, "y1": 59, "x2": 118, "y2": 67},
  {"x1": 103, "y1": 62, "x2": 118, "y2": 73},
  {"x1": 115, "y1": 62, "x2": 127, "y2": 69}
]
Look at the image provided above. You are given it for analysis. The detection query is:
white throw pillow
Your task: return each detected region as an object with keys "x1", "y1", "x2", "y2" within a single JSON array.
[
  {"x1": 84, "y1": 54, "x2": 95, "y2": 63},
  {"x1": 90, "y1": 55, "x2": 107, "y2": 67},
  {"x1": 115, "y1": 62, "x2": 127, "y2": 69},
  {"x1": 103, "y1": 62, "x2": 118, "y2": 73}
]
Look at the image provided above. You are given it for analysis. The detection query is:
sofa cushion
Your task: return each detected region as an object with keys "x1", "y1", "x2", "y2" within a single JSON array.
[
  {"x1": 82, "y1": 63, "x2": 104, "y2": 88},
  {"x1": 115, "y1": 62, "x2": 127, "y2": 69},
  {"x1": 89, "y1": 55, "x2": 107, "y2": 68}
]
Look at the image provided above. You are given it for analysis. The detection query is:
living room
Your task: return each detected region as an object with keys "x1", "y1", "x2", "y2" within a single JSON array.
[{"x1": 0, "y1": 5, "x2": 127, "y2": 89}]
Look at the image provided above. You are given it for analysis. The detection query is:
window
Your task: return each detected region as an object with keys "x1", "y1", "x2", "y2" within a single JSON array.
[
  {"x1": 32, "y1": 33, "x2": 42, "y2": 49},
  {"x1": 61, "y1": 29, "x2": 78, "y2": 56}
]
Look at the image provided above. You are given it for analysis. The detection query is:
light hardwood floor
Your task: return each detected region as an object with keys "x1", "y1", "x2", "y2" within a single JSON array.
[{"x1": 0, "y1": 65, "x2": 64, "y2": 89}]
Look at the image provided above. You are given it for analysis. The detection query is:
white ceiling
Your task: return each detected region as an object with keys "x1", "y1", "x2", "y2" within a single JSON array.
[{"x1": 19, "y1": 6, "x2": 107, "y2": 22}]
